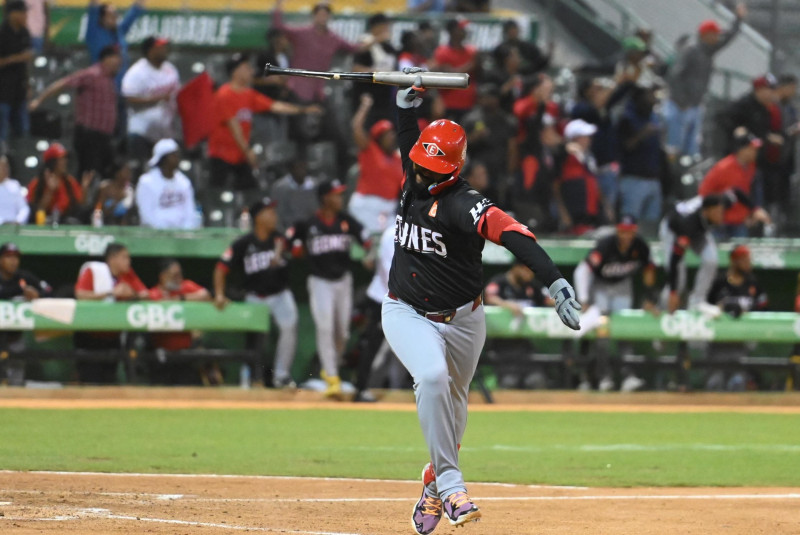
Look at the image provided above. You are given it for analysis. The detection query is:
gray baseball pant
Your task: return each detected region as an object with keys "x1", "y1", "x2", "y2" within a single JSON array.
[
  {"x1": 659, "y1": 219, "x2": 718, "y2": 308},
  {"x1": 246, "y1": 289, "x2": 298, "y2": 383},
  {"x1": 308, "y1": 273, "x2": 353, "y2": 378},
  {"x1": 382, "y1": 295, "x2": 486, "y2": 500}
]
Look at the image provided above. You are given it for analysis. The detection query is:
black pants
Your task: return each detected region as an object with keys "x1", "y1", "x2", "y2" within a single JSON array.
[
  {"x1": 209, "y1": 157, "x2": 256, "y2": 190},
  {"x1": 354, "y1": 298, "x2": 385, "y2": 393},
  {"x1": 74, "y1": 125, "x2": 115, "y2": 177}
]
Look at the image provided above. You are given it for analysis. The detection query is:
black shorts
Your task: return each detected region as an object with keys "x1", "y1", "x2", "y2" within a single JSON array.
[{"x1": 209, "y1": 158, "x2": 256, "y2": 190}]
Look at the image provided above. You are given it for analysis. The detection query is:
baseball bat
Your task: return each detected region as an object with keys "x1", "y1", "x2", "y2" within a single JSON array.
[{"x1": 263, "y1": 63, "x2": 470, "y2": 89}]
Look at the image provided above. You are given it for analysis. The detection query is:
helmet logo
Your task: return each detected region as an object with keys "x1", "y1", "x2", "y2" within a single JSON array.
[{"x1": 423, "y1": 142, "x2": 445, "y2": 157}]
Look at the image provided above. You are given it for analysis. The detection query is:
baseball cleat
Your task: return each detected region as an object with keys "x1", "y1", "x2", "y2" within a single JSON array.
[
  {"x1": 411, "y1": 464, "x2": 442, "y2": 535},
  {"x1": 443, "y1": 491, "x2": 481, "y2": 527},
  {"x1": 321, "y1": 372, "x2": 344, "y2": 399}
]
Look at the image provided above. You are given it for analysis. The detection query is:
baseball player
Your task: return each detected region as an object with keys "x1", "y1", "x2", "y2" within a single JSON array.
[
  {"x1": 213, "y1": 197, "x2": 298, "y2": 389},
  {"x1": 287, "y1": 179, "x2": 371, "y2": 398},
  {"x1": 573, "y1": 215, "x2": 657, "y2": 390},
  {"x1": 383, "y1": 71, "x2": 581, "y2": 533}
]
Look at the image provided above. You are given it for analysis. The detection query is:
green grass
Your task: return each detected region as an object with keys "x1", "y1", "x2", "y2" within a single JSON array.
[{"x1": 2, "y1": 409, "x2": 799, "y2": 487}]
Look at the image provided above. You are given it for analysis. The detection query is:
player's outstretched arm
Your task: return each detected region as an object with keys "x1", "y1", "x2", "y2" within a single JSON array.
[
  {"x1": 395, "y1": 70, "x2": 425, "y2": 168},
  {"x1": 478, "y1": 207, "x2": 581, "y2": 330}
]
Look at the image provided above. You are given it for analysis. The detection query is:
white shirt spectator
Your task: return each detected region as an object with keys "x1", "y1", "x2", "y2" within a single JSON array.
[
  {"x1": 135, "y1": 167, "x2": 198, "y2": 229},
  {"x1": 366, "y1": 224, "x2": 395, "y2": 303},
  {"x1": 121, "y1": 58, "x2": 180, "y2": 142},
  {"x1": 0, "y1": 176, "x2": 30, "y2": 224}
]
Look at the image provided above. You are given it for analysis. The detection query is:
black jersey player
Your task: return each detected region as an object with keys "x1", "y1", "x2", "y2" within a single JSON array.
[{"x1": 380, "y1": 70, "x2": 581, "y2": 533}]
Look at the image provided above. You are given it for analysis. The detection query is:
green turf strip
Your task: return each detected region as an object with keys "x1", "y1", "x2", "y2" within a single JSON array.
[{"x1": 2, "y1": 409, "x2": 799, "y2": 487}]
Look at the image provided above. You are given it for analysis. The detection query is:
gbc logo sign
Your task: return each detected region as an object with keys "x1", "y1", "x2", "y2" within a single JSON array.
[
  {"x1": 660, "y1": 314, "x2": 715, "y2": 341},
  {"x1": 0, "y1": 303, "x2": 34, "y2": 329},
  {"x1": 75, "y1": 234, "x2": 115, "y2": 256},
  {"x1": 126, "y1": 304, "x2": 185, "y2": 331}
]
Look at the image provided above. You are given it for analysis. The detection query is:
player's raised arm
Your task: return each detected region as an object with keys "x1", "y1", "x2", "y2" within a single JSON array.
[{"x1": 395, "y1": 68, "x2": 426, "y2": 168}]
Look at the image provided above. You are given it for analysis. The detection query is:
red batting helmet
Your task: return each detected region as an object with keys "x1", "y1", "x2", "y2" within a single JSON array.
[{"x1": 408, "y1": 119, "x2": 467, "y2": 176}]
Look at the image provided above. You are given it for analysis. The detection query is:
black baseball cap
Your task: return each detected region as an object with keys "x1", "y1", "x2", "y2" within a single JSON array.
[
  {"x1": 317, "y1": 179, "x2": 348, "y2": 200},
  {"x1": 141, "y1": 36, "x2": 170, "y2": 56},
  {"x1": 6, "y1": 0, "x2": 27, "y2": 13},
  {"x1": 702, "y1": 193, "x2": 732, "y2": 209},
  {"x1": 249, "y1": 196, "x2": 277, "y2": 216},
  {"x1": 617, "y1": 214, "x2": 638, "y2": 230},
  {"x1": 0, "y1": 242, "x2": 21, "y2": 256},
  {"x1": 226, "y1": 52, "x2": 251, "y2": 75},
  {"x1": 731, "y1": 126, "x2": 763, "y2": 151}
]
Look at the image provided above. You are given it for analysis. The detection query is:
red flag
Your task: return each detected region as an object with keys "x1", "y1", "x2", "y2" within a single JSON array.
[{"x1": 178, "y1": 72, "x2": 215, "y2": 149}]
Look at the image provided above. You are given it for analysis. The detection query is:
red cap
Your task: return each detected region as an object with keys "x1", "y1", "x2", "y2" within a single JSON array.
[
  {"x1": 154, "y1": 37, "x2": 170, "y2": 47},
  {"x1": 369, "y1": 119, "x2": 394, "y2": 141},
  {"x1": 753, "y1": 74, "x2": 777, "y2": 90},
  {"x1": 43, "y1": 142, "x2": 68, "y2": 162},
  {"x1": 698, "y1": 20, "x2": 721, "y2": 34},
  {"x1": 409, "y1": 119, "x2": 467, "y2": 176},
  {"x1": 616, "y1": 214, "x2": 638, "y2": 231},
  {"x1": 730, "y1": 244, "x2": 750, "y2": 260}
]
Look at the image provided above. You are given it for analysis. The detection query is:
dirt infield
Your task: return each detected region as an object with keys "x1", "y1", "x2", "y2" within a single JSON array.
[
  {"x1": 1, "y1": 388, "x2": 800, "y2": 533},
  {"x1": 1, "y1": 471, "x2": 799, "y2": 534}
]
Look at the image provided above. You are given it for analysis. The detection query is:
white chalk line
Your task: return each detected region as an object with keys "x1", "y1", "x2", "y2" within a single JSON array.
[{"x1": 0, "y1": 469, "x2": 586, "y2": 490}]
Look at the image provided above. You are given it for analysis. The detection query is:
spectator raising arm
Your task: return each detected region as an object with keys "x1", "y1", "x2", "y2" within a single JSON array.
[{"x1": 351, "y1": 93, "x2": 373, "y2": 151}]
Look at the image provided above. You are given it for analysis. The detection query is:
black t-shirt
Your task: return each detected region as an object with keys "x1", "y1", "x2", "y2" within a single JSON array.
[
  {"x1": 219, "y1": 232, "x2": 290, "y2": 296},
  {"x1": 586, "y1": 234, "x2": 652, "y2": 283},
  {"x1": 288, "y1": 212, "x2": 368, "y2": 280},
  {"x1": 388, "y1": 108, "x2": 495, "y2": 312},
  {"x1": 352, "y1": 42, "x2": 397, "y2": 123},
  {"x1": 707, "y1": 272, "x2": 768, "y2": 315},
  {"x1": 0, "y1": 269, "x2": 51, "y2": 299},
  {"x1": 0, "y1": 22, "x2": 31, "y2": 104},
  {"x1": 665, "y1": 197, "x2": 711, "y2": 290},
  {"x1": 485, "y1": 272, "x2": 548, "y2": 307}
]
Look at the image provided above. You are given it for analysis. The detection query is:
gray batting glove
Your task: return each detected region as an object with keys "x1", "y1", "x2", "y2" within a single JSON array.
[
  {"x1": 396, "y1": 75, "x2": 424, "y2": 109},
  {"x1": 549, "y1": 278, "x2": 582, "y2": 330}
]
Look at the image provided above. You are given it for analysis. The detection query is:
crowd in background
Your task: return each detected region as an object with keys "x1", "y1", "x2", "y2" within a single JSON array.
[{"x1": 1, "y1": 0, "x2": 800, "y2": 392}]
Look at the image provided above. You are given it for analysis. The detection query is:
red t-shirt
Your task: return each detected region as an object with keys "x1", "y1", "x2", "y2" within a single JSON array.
[
  {"x1": 433, "y1": 44, "x2": 477, "y2": 111},
  {"x1": 208, "y1": 83, "x2": 274, "y2": 165},
  {"x1": 75, "y1": 268, "x2": 147, "y2": 296},
  {"x1": 356, "y1": 142, "x2": 404, "y2": 201},
  {"x1": 148, "y1": 280, "x2": 206, "y2": 351},
  {"x1": 698, "y1": 154, "x2": 756, "y2": 225},
  {"x1": 27, "y1": 175, "x2": 84, "y2": 215}
]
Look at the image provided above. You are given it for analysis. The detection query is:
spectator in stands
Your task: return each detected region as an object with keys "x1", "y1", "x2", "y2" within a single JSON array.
[
  {"x1": 484, "y1": 260, "x2": 552, "y2": 389},
  {"x1": 617, "y1": 84, "x2": 663, "y2": 228},
  {"x1": 486, "y1": 44, "x2": 524, "y2": 113},
  {"x1": 635, "y1": 28, "x2": 667, "y2": 77},
  {"x1": 397, "y1": 30, "x2": 428, "y2": 72},
  {"x1": 30, "y1": 44, "x2": 122, "y2": 177},
  {"x1": 208, "y1": 53, "x2": 321, "y2": 190},
  {"x1": 494, "y1": 19, "x2": 551, "y2": 76},
  {"x1": 571, "y1": 77, "x2": 635, "y2": 211},
  {"x1": 463, "y1": 83, "x2": 518, "y2": 205},
  {"x1": 407, "y1": 0, "x2": 446, "y2": 14},
  {"x1": 432, "y1": 18, "x2": 479, "y2": 122},
  {"x1": 615, "y1": 37, "x2": 658, "y2": 88},
  {"x1": 27, "y1": 143, "x2": 88, "y2": 224},
  {"x1": 214, "y1": 197, "x2": 299, "y2": 389},
  {"x1": 513, "y1": 73, "x2": 562, "y2": 230},
  {"x1": 0, "y1": 155, "x2": 29, "y2": 224},
  {"x1": 465, "y1": 160, "x2": 489, "y2": 194},
  {"x1": 96, "y1": 157, "x2": 134, "y2": 225},
  {"x1": 271, "y1": 0, "x2": 372, "y2": 104},
  {"x1": 699, "y1": 127, "x2": 771, "y2": 239},
  {"x1": 353, "y1": 13, "x2": 397, "y2": 126},
  {"x1": 723, "y1": 74, "x2": 782, "y2": 209},
  {"x1": 74, "y1": 242, "x2": 148, "y2": 383},
  {"x1": 254, "y1": 28, "x2": 295, "y2": 102},
  {"x1": 705, "y1": 245, "x2": 767, "y2": 391},
  {"x1": 0, "y1": 0, "x2": 33, "y2": 146},
  {"x1": 573, "y1": 215, "x2": 656, "y2": 391},
  {"x1": 660, "y1": 194, "x2": 728, "y2": 313},
  {"x1": 150, "y1": 258, "x2": 211, "y2": 376},
  {"x1": 287, "y1": 180, "x2": 370, "y2": 398},
  {"x1": 775, "y1": 74, "x2": 799, "y2": 223},
  {"x1": 122, "y1": 36, "x2": 180, "y2": 166},
  {"x1": 85, "y1": 0, "x2": 144, "y2": 84},
  {"x1": 25, "y1": 0, "x2": 50, "y2": 55},
  {"x1": 554, "y1": 119, "x2": 612, "y2": 234},
  {"x1": 271, "y1": 157, "x2": 319, "y2": 230},
  {"x1": 136, "y1": 138, "x2": 198, "y2": 229},
  {"x1": 416, "y1": 20, "x2": 439, "y2": 60},
  {"x1": 664, "y1": 4, "x2": 746, "y2": 160},
  {"x1": 348, "y1": 94, "x2": 403, "y2": 233},
  {"x1": 0, "y1": 243, "x2": 51, "y2": 368}
]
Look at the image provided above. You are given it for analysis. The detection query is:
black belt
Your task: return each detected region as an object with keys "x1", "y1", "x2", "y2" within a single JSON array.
[{"x1": 388, "y1": 292, "x2": 482, "y2": 324}]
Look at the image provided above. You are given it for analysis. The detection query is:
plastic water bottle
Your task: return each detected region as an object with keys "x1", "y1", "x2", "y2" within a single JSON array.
[
  {"x1": 92, "y1": 205, "x2": 103, "y2": 228},
  {"x1": 239, "y1": 364, "x2": 251, "y2": 389}
]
